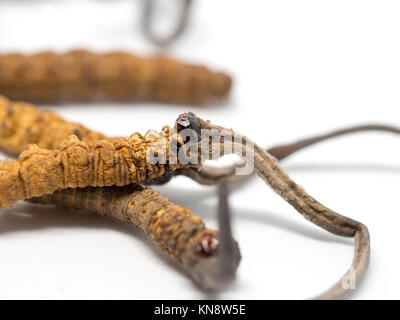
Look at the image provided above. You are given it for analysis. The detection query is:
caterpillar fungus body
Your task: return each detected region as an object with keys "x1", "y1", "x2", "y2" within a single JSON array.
[
  {"x1": 0, "y1": 50, "x2": 232, "y2": 105},
  {"x1": 0, "y1": 95, "x2": 370, "y2": 298},
  {"x1": 29, "y1": 184, "x2": 239, "y2": 290},
  {"x1": 0, "y1": 125, "x2": 189, "y2": 208},
  {"x1": 0, "y1": 95, "x2": 109, "y2": 155},
  {"x1": 0, "y1": 96, "x2": 239, "y2": 290}
]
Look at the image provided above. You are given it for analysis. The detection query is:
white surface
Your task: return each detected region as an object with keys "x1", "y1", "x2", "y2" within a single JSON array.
[{"x1": 0, "y1": 0, "x2": 400, "y2": 299}]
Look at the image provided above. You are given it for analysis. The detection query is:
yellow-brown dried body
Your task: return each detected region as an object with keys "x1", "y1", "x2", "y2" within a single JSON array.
[
  {"x1": 0, "y1": 124, "x2": 187, "y2": 208},
  {"x1": 0, "y1": 50, "x2": 232, "y2": 105},
  {"x1": 0, "y1": 95, "x2": 108, "y2": 155},
  {"x1": 30, "y1": 184, "x2": 212, "y2": 261}
]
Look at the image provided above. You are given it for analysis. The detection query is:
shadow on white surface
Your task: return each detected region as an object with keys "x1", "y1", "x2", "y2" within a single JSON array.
[
  {"x1": 155, "y1": 183, "x2": 353, "y2": 245},
  {"x1": 0, "y1": 201, "x2": 190, "y2": 280},
  {"x1": 285, "y1": 162, "x2": 400, "y2": 174},
  {"x1": 1, "y1": 161, "x2": 397, "y2": 298}
]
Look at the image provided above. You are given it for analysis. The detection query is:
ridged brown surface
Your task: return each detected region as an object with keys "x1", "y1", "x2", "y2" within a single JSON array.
[
  {"x1": 0, "y1": 97, "x2": 371, "y2": 297},
  {"x1": 0, "y1": 124, "x2": 187, "y2": 208},
  {"x1": 0, "y1": 95, "x2": 212, "y2": 265},
  {"x1": 30, "y1": 184, "x2": 213, "y2": 261},
  {"x1": 0, "y1": 50, "x2": 232, "y2": 104},
  {"x1": 0, "y1": 95, "x2": 109, "y2": 155}
]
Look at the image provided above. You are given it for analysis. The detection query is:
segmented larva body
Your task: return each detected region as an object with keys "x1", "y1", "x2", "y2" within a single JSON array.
[
  {"x1": 0, "y1": 95, "x2": 109, "y2": 155},
  {"x1": 0, "y1": 125, "x2": 187, "y2": 208},
  {"x1": 0, "y1": 50, "x2": 232, "y2": 104},
  {"x1": 29, "y1": 184, "x2": 213, "y2": 262},
  {"x1": 0, "y1": 96, "x2": 229, "y2": 287}
]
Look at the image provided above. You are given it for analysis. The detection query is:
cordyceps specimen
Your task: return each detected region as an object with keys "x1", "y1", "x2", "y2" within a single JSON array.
[
  {"x1": 29, "y1": 184, "x2": 241, "y2": 291},
  {"x1": 0, "y1": 95, "x2": 108, "y2": 155},
  {"x1": 0, "y1": 50, "x2": 231, "y2": 104},
  {"x1": 0, "y1": 95, "x2": 241, "y2": 290},
  {"x1": 0, "y1": 104, "x2": 370, "y2": 299},
  {"x1": 178, "y1": 123, "x2": 400, "y2": 185}
]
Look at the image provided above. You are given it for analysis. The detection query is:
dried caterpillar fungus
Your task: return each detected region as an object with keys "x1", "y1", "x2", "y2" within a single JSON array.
[
  {"x1": 0, "y1": 95, "x2": 110, "y2": 155},
  {"x1": 0, "y1": 124, "x2": 190, "y2": 208},
  {"x1": 29, "y1": 184, "x2": 237, "y2": 290},
  {"x1": 0, "y1": 50, "x2": 232, "y2": 104},
  {"x1": 0, "y1": 97, "x2": 238, "y2": 289},
  {"x1": 1, "y1": 95, "x2": 396, "y2": 190},
  {"x1": 0, "y1": 106, "x2": 364, "y2": 242},
  {"x1": 30, "y1": 185, "x2": 208, "y2": 260},
  {"x1": 0, "y1": 104, "x2": 370, "y2": 298}
]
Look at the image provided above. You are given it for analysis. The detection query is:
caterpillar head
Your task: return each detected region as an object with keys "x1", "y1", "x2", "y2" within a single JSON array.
[
  {"x1": 175, "y1": 112, "x2": 201, "y2": 143},
  {"x1": 181, "y1": 183, "x2": 241, "y2": 291}
]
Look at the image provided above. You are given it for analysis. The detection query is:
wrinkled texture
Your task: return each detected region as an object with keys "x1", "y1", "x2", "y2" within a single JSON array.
[
  {"x1": 30, "y1": 184, "x2": 213, "y2": 261},
  {"x1": 0, "y1": 101, "x2": 370, "y2": 298},
  {"x1": 0, "y1": 50, "x2": 232, "y2": 104},
  {"x1": 0, "y1": 95, "x2": 110, "y2": 155},
  {"x1": 0, "y1": 124, "x2": 189, "y2": 208}
]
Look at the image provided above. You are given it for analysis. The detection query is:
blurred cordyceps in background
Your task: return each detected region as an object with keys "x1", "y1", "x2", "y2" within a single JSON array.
[{"x1": 0, "y1": 50, "x2": 232, "y2": 105}]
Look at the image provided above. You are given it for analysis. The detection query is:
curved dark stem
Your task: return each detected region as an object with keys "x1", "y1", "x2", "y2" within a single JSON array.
[
  {"x1": 217, "y1": 182, "x2": 237, "y2": 285},
  {"x1": 176, "y1": 123, "x2": 400, "y2": 185},
  {"x1": 142, "y1": 0, "x2": 193, "y2": 47},
  {"x1": 268, "y1": 124, "x2": 400, "y2": 161},
  {"x1": 195, "y1": 117, "x2": 371, "y2": 299}
]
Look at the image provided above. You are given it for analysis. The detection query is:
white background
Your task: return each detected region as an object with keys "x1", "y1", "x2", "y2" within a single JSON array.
[{"x1": 0, "y1": 0, "x2": 399, "y2": 299}]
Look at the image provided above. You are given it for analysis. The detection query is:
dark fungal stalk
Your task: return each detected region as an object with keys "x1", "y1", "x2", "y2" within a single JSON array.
[{"x1": 0, "y1": 97, "x2": 376, "y2": 298}]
